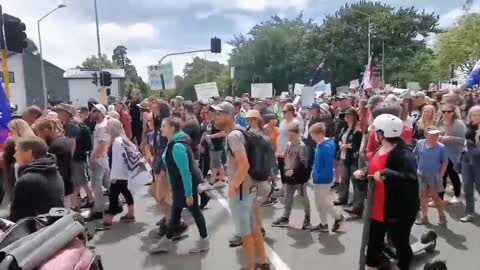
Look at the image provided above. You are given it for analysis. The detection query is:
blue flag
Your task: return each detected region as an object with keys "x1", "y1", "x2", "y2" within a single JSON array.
[
  {"x1": 0, "y1": 78, "x2": 11, "y2": 144},
  {"x1": 307, "y1": 64, "x2": 325, "y2": 87},
  {"x1": 465, "y1": 60, "x2": 480, "y2": 88}
]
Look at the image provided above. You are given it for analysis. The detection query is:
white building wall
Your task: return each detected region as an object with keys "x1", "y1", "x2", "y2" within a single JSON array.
[
  {"x1": 68, "y1": 79, "x2": 120, "y2": 107},
  {"x1": 2, "y1": 54, "x2": 26, "y2": 111}
]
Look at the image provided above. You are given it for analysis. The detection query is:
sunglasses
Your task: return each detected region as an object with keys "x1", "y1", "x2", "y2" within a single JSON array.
[
  {"x1": 442, "y1": 110, "x2": 453, "y2": 113},
  {"x1": 91, "y1": 110, "x2": 100, "y2": 113}
]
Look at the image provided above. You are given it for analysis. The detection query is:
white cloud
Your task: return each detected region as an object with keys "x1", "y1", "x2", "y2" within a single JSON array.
[{"x1": 438, "y1": 3, "x2": 480, "y2": 28}]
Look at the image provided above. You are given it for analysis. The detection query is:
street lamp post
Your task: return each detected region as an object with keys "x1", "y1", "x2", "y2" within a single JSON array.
[
  {"x1": 38, "y1": 2, "x2": 66, "y2": 108},
  {"x1": 351, "y1": 9, "x2": 371, "y2": 59}
]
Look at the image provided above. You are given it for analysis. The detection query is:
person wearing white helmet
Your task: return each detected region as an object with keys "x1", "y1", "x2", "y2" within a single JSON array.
[{"x1": 355, "y1": 114, "x2": 419, "y2": 270}]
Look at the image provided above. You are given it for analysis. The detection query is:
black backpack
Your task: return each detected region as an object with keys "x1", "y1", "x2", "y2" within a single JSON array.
[
  {"x1": 228, "y1": 129, "x2": 275, "y2": 182},
  {"x1": 76, "y1": 122, "x2": 93, "y2": 154}
]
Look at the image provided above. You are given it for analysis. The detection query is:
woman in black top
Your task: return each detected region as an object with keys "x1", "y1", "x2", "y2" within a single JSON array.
[
  {"x1": 461, "y1": 105, "x2": 480, "y2": 223},
  {"x1": 335, "y1": 108, "x2": 363, "y2": 206}
]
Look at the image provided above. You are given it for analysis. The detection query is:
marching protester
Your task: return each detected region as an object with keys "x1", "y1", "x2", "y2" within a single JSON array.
[
  {"x1": 114, "y1": 101, "x2": 133, "y2": 140},
  {"x1": 88, "y1": 104, "x2": 111, "y2": 221},
  {"x1": 203, "y1": 107, "x2": 227, "y2": 188},
  {"x1": 413, "y1": 126, "x2": 448, "y2": 225},
  {"x1": 309, "y1": 122, "x2": 344, "y2": 233},
  {"x1": 129, "y1": 89, "x2": 143, "y2": 145},
  {"x1": 212, "y1": 102, "x2": 270, "y2": 270},
  {"x1": 272, "y1": 121, "x2": 312, "y2": 230},
  {"x1": 360, "y1": 114, "x2": 419, "y2": 270},
  {"x1": 151, "y1": 117, "x2": 209, "y2": 253},
  {"x1": 10, "y1": 136, "x2": 65, "y2": 222},
  {"x1": 461, "y1": 105, "x2": 480, "y2": 222},
  {"x1": 32, "y1": 118, "x2": 74, "y2": 209}
]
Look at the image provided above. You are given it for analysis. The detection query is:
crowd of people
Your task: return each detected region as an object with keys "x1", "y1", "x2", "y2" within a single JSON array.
[{"x1": 1, "y1": 85, "x2": 480, "y2": 270}]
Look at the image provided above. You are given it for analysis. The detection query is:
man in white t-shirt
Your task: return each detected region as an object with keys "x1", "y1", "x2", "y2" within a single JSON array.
[{"x1": 87, "y1": 104, "x2": 111, "y2": 221}]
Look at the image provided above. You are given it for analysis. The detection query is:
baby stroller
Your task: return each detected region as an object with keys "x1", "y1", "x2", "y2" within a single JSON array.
[{"x1": 0, "y1": 208, "x2": 103, "y2": 270}]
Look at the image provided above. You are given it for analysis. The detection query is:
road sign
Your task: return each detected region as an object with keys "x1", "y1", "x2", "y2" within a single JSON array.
[{"x1": 148, "y1": 62, "x2": 175, "y2": 90}]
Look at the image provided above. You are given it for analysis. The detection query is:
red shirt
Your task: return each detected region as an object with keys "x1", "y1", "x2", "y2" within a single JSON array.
[
  {"x1": 366, "y1": 122, "x2": 412, "y2": 160},
  {"x1": 119, "y1": 109, "x2": 132, "y2": 139},
  {"x1": 368, "y1": 151, "x2": 390, "y2": 222}
]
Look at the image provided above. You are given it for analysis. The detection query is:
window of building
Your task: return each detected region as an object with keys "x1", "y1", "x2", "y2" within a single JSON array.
[{"x1": 0, "y1": 72, "x2": 15, "y2": 83}]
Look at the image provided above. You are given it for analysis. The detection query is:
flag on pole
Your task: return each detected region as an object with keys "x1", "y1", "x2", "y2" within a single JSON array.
[
  {"x1": 464, "y1": 60, "x2": 480, "y2": 88},
  {"x1": 307, "y1": 63, "x2": 325, "y2": 87},
  {"x1": 0, "y1": 78, "x2": 11, "y2": 147},
  {"x1": 361, "y1": 56, "x2": 373, "y2": 90}
]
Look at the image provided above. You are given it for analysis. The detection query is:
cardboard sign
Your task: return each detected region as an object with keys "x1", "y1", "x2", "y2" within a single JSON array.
[
  {"x1": 194, "y1": 82, "x2": 219, "y2": 101},
  {"x1": 280, "y1": 92, "x2": 289, "y2": 99},
  {"x1": 251, "y1": 83, "x2": 273, "y2": 98},
  {"x1": 301, "y1": 87, "x2": 315, "y2": 106},
  {"x1": 294, "y1": 83, "x2": 305, "y2": 95},
  {"x1": 407, "y1": 82, "x2": 421, "y2": 91},
  {"x1": 293, "y1": 95, "x2": 301, "y2": 105},
  {"x1": 349, "y1": 79, "x2": 360, "y2": 89}
]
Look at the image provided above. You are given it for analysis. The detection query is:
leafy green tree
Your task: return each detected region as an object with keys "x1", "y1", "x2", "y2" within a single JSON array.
[
  {"x1": 81, "y1": 54, "x2": 118, "y2": 69},
  {"x1": 436, "y1": 13, "x2": 480, "y2": 77},
  {"x1": 112, "y1": 45, "x2": 139, "y2": 82},
  {"x1": 176, "y1": 57, "x2": 226, "y2": 100}
]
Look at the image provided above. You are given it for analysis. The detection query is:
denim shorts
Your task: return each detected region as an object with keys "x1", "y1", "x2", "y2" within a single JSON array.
[
  {"x1": 229, "y1": 192, "x2": 256, "y2": 237},
  {"x1": 418, "y1": 174, "x2": 444, "y2": 193}
]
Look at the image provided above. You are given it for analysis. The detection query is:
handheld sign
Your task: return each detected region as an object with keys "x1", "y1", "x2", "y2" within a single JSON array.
[
  {"x1": 195, "y1": 82, "x2": 220, "y2": 101},
  {"x1": 294, "y1": 83, "x2": 305, "y2": 95},
  {"x1": 251, "y1": 83, "x2": 273, "y2": 98}
]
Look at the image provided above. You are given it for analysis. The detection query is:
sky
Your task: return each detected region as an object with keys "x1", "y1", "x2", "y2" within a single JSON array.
[{"x1": 1, "y1": 0, "x2": 474, "y2": 81}]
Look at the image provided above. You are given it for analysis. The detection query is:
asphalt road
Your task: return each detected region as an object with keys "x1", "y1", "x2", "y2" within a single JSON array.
[{"x1": 90, "y1": 184, "x2": 480, "y2": 270}]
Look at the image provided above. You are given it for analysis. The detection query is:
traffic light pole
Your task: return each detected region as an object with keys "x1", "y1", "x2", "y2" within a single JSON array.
[{"x1": 0, "y1": 5, "x2": 11, "y2": 98}]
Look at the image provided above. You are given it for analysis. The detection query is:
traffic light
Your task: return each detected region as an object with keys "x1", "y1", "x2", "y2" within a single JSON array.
[
  {"x1": 3, "y1": 14, "x2": 28, "y2": 53},
  {"x1": 210, "y1": 37, "x2": 221, "y2": 53},
  {"x1": 100, "y1": 71, "x2": 112, "y2": 86},
  {"x1": 106, "y1": 88, "x2": 111, "y2": 96},
  {"x1": 92, "y1": 72, "x2": 98, "y2": 86}
]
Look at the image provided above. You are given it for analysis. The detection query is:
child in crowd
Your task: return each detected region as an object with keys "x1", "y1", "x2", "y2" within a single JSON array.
[
  {"x1": 272, "y1": 122, "x2": 312, "y2": 230},
  {"x1": 413, "y1": 126, "x2": 448, "y2": 225},
  {"x1": 309, "y1": 123, "x2": 344, "y2": 232}
]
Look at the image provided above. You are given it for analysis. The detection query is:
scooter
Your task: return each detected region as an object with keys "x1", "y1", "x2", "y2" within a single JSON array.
[{"x1": 358, "y1": 177, "x2": 440, "y2": 270}]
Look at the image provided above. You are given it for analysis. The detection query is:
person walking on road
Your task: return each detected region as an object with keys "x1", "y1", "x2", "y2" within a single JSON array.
[
  {"x1": 151, "y1": 117, "x2": 209, "y2": 254},
  {"x1": 212, "y1": 102, "x2": 270, "y2": 270}
]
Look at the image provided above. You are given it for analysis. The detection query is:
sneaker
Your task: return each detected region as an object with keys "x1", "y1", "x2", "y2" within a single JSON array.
[
  {"x1": 460, "y1": 214, "x2": 474, "y2": 223},
  {"x1": 261, "y1": 197, "x2": 278, "y2": 207},
  {"x1": 189, "y1": 237, "x2": 210, "y2": 253},
  {"x1": 415, "y1": 216, "x2": 429, "y2": 225},
  {"x1": 211, "y1": 179, "x2": 227, "y2": 189},
  {"x1": 438, "y1": 215, "x2": 447, "y2": 225},
  {"x1": 156, "y1": 217, "x2": 167, "y2": 226},
  {"x1": 80, "y1": 201, "x2": 94, "y2": 209},
  {"x1": 171, "y1": 222, "x2": 188, "y2": 240},
  {"x1": 273, "y1": 190, "x2": 284, "y2": 198},
  {"x1": 310, "y1": 224, "x2": 329, "y2": 233},
  {"x1": 302, "y1": 216, "x2": 311, "y2": 230},
  {"x1": 330, "y1": 182, "x2": 340, "y2": 190},
  {"x1": 119, "y1": 215, "x2": 136, "y2": 223},
  {"x1": 448, "y1": 196, "x2": 461, "y2": 204},
  {"x1": 332, "y1": 215, "x2": 344, "y2": 232},
  {"x1": 150, "y1": 237, "x2": 174, "y2": 253},
  {"x1": 272, "y1": 217, "x2": 289, "y2": 227},
  {"x1": 148, "y1": 227, "x2": 164, "y2": 239},
  {"x1": 229, "y1": 235, "x2": 243, "y2": 247}
]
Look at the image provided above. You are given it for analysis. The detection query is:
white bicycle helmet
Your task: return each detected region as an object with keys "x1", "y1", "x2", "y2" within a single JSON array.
[{"x1": 372, "y1": 114, "x2": 403, "y2": 138}]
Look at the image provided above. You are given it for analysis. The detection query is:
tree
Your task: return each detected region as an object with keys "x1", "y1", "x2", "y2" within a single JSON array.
[
  {"x1": 112, "y1": 45, "x2": 139, "y2": 82},
  {"x1": 228, "y1": 1, "x2": 441, "y2": 94},
  {"x1": 436, "y1": 13, "x2": 480, "y2": 77},
  {"x1": 175, "y1": 57, "x2": 226, "y2": 100},
  {"x1": 81, "y1": 54, "x2": 118, "y2": 68}
]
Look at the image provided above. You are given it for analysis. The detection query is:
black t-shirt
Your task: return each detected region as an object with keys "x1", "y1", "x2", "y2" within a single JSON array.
[
  {"x1": 182, "y1": 117, "x2": 202, "y2": 160},
  {"x1": 129, "y1": 100, "x2": 142, "y2": 127},
  {"x1": 48, "y1": 136, "x2": 74, "y2": 196},
  {"x1": 205, "y1": 121, "x2": 224, "y2": 151},
  {"x1": 72, "y1": 121, "x2": 93, "y2": 162},
  {"x1": 64, "y1": 120, "x2": 79, "y2": 139}
]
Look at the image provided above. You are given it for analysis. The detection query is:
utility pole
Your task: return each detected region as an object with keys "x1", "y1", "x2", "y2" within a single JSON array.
[
  {"x1": 94, "y1": 0, "x2": 105, "y2": 104},
  {"x1": 0, "y1": 5, "x2": 11, "y2": 98},
  {"x1": 204, "y1": 51, "x2": 208, "y2": 83},
  {"x1": 382, "y1": 40, "x2": 385, "y2": 83}
]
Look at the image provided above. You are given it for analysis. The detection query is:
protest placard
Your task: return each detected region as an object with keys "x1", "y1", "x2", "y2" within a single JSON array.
[
  {"x1": 407, "y1": 82, "x2": 421, "y2": 91},
  {"x1": 301, "y1": 87, "x2": 315, "y2": 106},
  {"x1": 251, "y1": 83, "x2": 273, "y2": 98},
  {"x1": 194, "y1": 82, "x2": 219, "y2": 101},
  {"x1": 294, "y1": 83, "x2": 305, "y2": 95},
  {"x1": 349, "y1": 79, "x2": 360, "y2": 89}
]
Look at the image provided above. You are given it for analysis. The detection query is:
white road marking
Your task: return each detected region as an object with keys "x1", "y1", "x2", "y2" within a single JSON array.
[{"x1": 209, "y1": 190, "x2": 291, "y2": 270}]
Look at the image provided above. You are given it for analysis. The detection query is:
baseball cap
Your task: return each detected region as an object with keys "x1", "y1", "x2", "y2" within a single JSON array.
[
  {"x1": 210, "y1": 101, "x2": 235, "y2": 115},
  {"x1": 92, "y1": 104, "x2": 107, "y2": 114},
  {"x1": 344, "y1": 107, "x2": 358, "y2": 116},
  {"x1": 137, "y1": 99, "x2": 149, "y2": 110},
  {"x1": 425, "y1": 126, "x2": 441, "y2": 135},
  {"x1": 307, "y1": 103, "x2": 320, "y2": 110},
  {"x1": 319, "y1": 103, "x2": 330, "y2": 113},
  {"x1": 366, "y1": 95, "x2": 383, "y2": 108}
]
